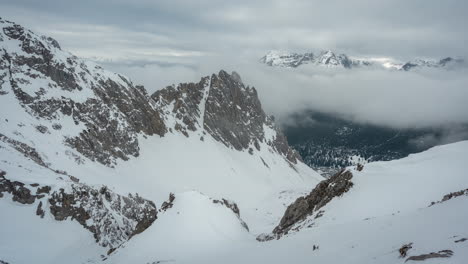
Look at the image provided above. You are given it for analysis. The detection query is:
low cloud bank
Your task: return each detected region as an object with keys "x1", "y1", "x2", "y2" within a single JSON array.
[{"x1": 106, "y1": 55, "x2": 468, "y2": 131}]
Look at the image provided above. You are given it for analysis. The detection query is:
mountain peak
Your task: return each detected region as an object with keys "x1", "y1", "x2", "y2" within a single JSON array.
[{"x1": 152, "y1": 70, "x2": 301, "y2": 164}]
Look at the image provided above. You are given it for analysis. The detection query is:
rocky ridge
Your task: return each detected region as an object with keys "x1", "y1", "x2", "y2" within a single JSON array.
[
  {"x1": 151, "y1": 70, "x2": 302, "y2": 164},
  {"x1": 258, "y1": 168, "x2": 354, "y2": 240},
  {"x1": 0, "y1": 17, "x2": 300, "y2": 168},
  {"x1": 0, "y1": 170, "x2": 157, "y2": 249},
  {"x1": 0, "y1": 17, "x2": 166, "y2": 167}
]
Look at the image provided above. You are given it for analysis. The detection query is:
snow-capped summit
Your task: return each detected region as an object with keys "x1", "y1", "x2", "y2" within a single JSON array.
[
  {"x1": 315, "y1": 50, "x2": 353, "y2": 68},
  {"x1": 260, "y1": 50, "x2": 464, "y2": 71},
  {"x1": 260, "y1": 50, "x2": 314, "y2": 68},
  {"x1": 401, "y1": 57, "x2": 464, "y2": 71}
]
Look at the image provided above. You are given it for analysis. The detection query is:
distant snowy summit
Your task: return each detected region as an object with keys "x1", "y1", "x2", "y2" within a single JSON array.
[{"x1": 260, "y1": 50, "x2": 464, "y2": 70}]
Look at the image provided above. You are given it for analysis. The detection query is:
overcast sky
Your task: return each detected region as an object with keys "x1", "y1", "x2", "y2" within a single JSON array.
[
  {"x1": 2, "y1": 0, "x2": 468, "y2": 63},
  {"x1": 1, "y1": 0, "x2": 468, "y2": 129}
]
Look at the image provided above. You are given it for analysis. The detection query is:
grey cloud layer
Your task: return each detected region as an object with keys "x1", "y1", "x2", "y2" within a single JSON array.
[{"x1": 1, "y1": 0, "x2": 467, "y2": 129}]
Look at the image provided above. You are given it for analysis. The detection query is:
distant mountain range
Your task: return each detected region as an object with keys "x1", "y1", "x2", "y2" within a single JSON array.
[{"x1": 260, "y1": 50, "x2": 465, "y2": 70}]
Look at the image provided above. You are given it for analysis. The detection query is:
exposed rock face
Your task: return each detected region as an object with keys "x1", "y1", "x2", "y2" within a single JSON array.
[
  {"x1": 152, "y1": 77, "x2": 210, "y2": 136},
  {"x1": 429, "y1": 188, "x2": 468, "y2": 206},
  {"x1": 49, "y1": 184, "x2": 157, "y2": 248},
  {"x1": 152, "y1": 70, "x2": 301, "y2": 163},
  {"x1": 271, "y1": 169, "x2": 353, "y2": 236},
  {"x1": 405, "y1": 250, "x2": 453, "y2": 262},
  {"x1": 399, "y1": 243, "x2": 413, "y2": 258},
  {"x1": 0, "y1": 18, "x2": 166, "y2": 166},
  {"x1": 0, "y1": 133, "x2": 47, "y2": 167},
  {"x1": 0, "y1": 170, "x2": 157, "y2": 249},
  {"x1": 0, "y1": 170, "x2": 43, "y2": 204},
  {"x1": 160, "y1": 192, "x2": 176, "y2": 212}
]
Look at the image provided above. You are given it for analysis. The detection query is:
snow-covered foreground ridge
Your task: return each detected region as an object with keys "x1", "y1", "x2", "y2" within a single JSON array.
[
  {"x1": 0, "y1": 17, "x2": 321, "y2": 263},
  {"x1": 0, "y1": 17, "x2": 467, "y2": 264},
  {"x1": 107, "y1": 141, "x2": 468, "y2": 264}
]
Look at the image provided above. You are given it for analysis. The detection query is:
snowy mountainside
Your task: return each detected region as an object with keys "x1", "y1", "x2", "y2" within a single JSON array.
[
  {"x1": 0, "y1": 17, "x2": 322, "y2": 263},
  {"x1": 105, "y1": 141, "x2": 468, "y2": 264},
  {"x1": 260, "y1": 50, "x2": 464, "y2": 70},
  {"x1": 262, "y1": 141, "x2": 468, "y2": 263},
  {"x1": 0, "y1": 17, "x2": 166, "y2": 167}
]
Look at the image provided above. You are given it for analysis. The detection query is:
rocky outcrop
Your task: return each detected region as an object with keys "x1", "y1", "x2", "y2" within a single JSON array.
[
  {"x1": 0, "y1": 170, "x2": 157, "y2": 249},
  {"x1": 152, "y1": 70, "x2": 301, "y2": 164},
  {"x1": 160, "y1": 193, "x2": 176, "y2": 212},
  {"x1": 399, "y1": 243, "x2": 413, "y2": 258},
  {"x1": 212, "y1": 198, "x2": 249, "y2": 231},
  {"x1": 48, "y1": 184, "x2": 157, "y2": 248},
  {"x1": 270, "y1": 169, "x2": 353, "y2": 237},
  {"x1": 405, "y1": 250, "x2": 453, "y2": 262},
  {"x1": 152, "y1": 76, "x2": 209, "y2": 136},
  {"x1": 429, "y1": 188, "x2": 468, "y2": 206},
  {"x1": 0, "y1": 133, "x2": 47, "y2": 168},
  {"x1": 0, "y1": 170, "x2": 44, "y2": 204}
]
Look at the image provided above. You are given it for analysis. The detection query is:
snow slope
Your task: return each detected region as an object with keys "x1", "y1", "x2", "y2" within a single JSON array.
[{"x1": 105, "y1": 141, "x2": 468, "y2": 264}]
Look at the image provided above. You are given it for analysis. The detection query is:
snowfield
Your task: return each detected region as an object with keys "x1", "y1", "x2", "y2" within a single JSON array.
[
  {"x1": 3, "y1": 140, "x2": 466, "y2": 264},
  {"x1": 103, "y1": 141, "x2": 468, "y2": 264}
]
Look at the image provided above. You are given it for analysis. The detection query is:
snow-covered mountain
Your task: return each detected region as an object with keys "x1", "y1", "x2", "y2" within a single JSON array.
[
  {"x1": 0, "y1": 17, "x2": 321, "y2": 263},
  {"x1": 1, "y1": 18, "x2": 467, "y2": 264},
  {"x1": 255, "y1": 141, "x2": 468, "y2": 263},
  {"x1": 260, "y1": 50, "x2": 464, "y2": 70}
]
